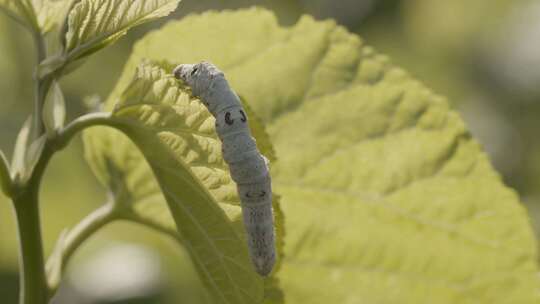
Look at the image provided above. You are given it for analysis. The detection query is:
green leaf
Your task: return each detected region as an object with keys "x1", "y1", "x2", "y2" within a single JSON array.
[
  {"x1": 0, "y1": 0, "x2": 39, "y2": 30},
  {"x1": 11, "y1": 115, "x2": 47, "y2": 182},
  {"x1": 36, "y1": 0, "x2": 71, "y2": 33},
  {"x1": 83, "y1": 61, "x2": 282, "y2": 304},
  {"x1": 0, "y1": 0, "x2": 70, "y2": 33},
  {"x1": 24, "y1": 135, "x2": 46, "y2": 179},
  {"x1": 63, "y1": 0, "x2": 181, "y2": 63},
  {"x1": 43, "y1": 80, "x2": 66, "y2": 137},
  {"x1": 11, "y1": 116, "x2": 33, "y2": 180},
  {"x1": 106, "y1": 8, "x2": 540, "y2": 304},
  {"x1": 0, "y1": 149, "x2": 11, "y2": 196}
]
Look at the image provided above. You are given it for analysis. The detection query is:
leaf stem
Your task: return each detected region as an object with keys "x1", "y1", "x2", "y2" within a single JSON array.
[
  {"x1": 33, "y1": 32, "x2": 49, "y2": 137},
  {"x1": 46, "y1": 204, "x2": 182, "y2": 294},
  {"x1": 61, "y1": 202, "x2": 116, "y2": 270},
  {"x1": 35, "y1": 112, "x2": 121, "y2": 295},
  {"x1": 127, "y1": 213, "x2": 181, "y2": 242},
  {"x1": 55, "y1": 112, "x2": 116, "y2": 148},
  {"x1": 41, "y1": 200, "x2": 118, "y2": 296}
]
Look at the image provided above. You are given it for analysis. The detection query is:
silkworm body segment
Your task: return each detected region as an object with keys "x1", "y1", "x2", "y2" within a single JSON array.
[{"x1": 173, "y1": 62, "x2": 276, "y2": 276}]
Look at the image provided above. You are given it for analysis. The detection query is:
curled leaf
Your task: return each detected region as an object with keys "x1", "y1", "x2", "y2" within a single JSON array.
[
  {"x1": 0, "y1": 149, "x2": 11, "y2": 196},
  {"x1": 43, "y1": 80, "x2": 66, "y2": 138},
  {"x1": 11, "y1": 116, "x2": 33, "y2": 180}
]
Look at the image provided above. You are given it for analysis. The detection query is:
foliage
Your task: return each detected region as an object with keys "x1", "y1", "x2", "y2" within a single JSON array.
[
  {"x1": 0, "y1": 0, "x2": 68, "y2": 33},
  {"x1": 85, "y1": 7, "x2": 540, "y2": 304},
  {"x1": 0, "y1": 2, "x2": 538, "y2": 304}
]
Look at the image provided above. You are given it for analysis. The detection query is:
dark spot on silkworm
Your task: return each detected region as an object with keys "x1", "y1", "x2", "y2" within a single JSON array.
[
  {"x1": 191, "y1": 67, "x2": 198, "y2": 76},
  {"x1": 225, "y1": 112, "x2": 234, "y2": 125},
  {"x1": 240, "y1": 110, "x2": 247, "y2": 122},
  {"x1": 246, "y1": 190, "x2": 267, "y2": 198}
]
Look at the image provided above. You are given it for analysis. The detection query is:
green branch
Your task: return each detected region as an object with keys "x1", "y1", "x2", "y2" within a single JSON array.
[
  {"x1": 12, "y1": 142, "x2": 55, "y2": 304},
  {"x1": 46, "y1": 202, "x2": 182, "y2": 294},
  {"x1": 47, "y1": 201, "x2": 117, "y2": 292},
  {"x1": 126, "y1": 213, "x2": 181, "y2": 242},
  {"x1": 46, "y1": 201, "x2": 184, "y2": 294},
  {"x1": 10, "y1": 23, "x2": 57, "y2": 303},
  {"x1": 13, "y1": 190, "x2": 47, "y2": 304},
  {"x1": 55, "y1": 112, "x2": 116, "y2": 148},
  {"x1": 33, "y1": 32, "x2": 50, "y2": 137},
  {"x1": 61, "y1": 203, "x2": 116, "y2": 268},
  {"x1": 14, "y1": 112, "x2": 118, "y2": 302},
  {"x1": 43, "y1": 111, "x2": 124, "y2": 293}
]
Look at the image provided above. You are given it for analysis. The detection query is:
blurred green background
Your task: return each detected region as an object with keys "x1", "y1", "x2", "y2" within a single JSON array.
[{"x1": 2, "y1": 0, "x2": 540, "y2": 302}]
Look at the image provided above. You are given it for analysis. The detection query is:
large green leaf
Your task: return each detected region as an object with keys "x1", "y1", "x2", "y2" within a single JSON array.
[
  {"x1": 83, "y1": 60, "x2": 284, "y2": 304},
  {"x1": 98, "y1": 8, "x2": 539, "y2": 304}
]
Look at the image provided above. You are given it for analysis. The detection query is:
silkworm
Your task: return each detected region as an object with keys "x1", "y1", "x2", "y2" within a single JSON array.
[{"x1": 173, "y1": 61, "x2": 275, "y2": 276}]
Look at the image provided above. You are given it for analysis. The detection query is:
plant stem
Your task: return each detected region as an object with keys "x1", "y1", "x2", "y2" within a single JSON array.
[
  {"x1": 12, "y1": 143, "x2": 54, "y2": 304},
  {"x1": 46, "y1": 201, "x2": 117, "y2": 293},
  {"x1": 14, "y1": 112, "x2": 119, "y2": 298},
  {"x1": 127, "y1": 213, "x2": 181, "y2": 242},
  {"x1": 33, "y1": 32, "x2": 50, "y2": 137},
  {"x1": 13, "y1": 188, "x2": 47, "y2": 304},
  {"x1": 11, "y1": 29, "x2": 55, "y2": 304},
  {"x1": 13, "y1": 24, "x2": 118, "y2": 304},
  {"x1": 61, "y1": 202, "x2": 116, "y2": 272},
  {"x1": 47, "y1": 205, "x2": 182, "y2": 294},
  {"x1": 55, "y1": 112, "x2": 115, "y2": 148}
]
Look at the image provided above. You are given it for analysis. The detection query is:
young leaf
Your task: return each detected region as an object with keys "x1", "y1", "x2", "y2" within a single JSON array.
[
  {"x1": 63, "y1": 0, "x2": 181, "y2": 63},
  {"x1": 24, "y1": 135, "x2": 46, "y2": 180},
  {"x1": 110, "y1": 8, "x2": 540, "y2": 304},
  {"x1": 0, "y1": 0, "x2": 39, "y2": 30},
  {"x1": 11, "y1": 115, "x2": 46, "y2": 181},
  {"x1": 83, "y1": 61, "x2": 279, "y2": 304},
  {"x1": 0, "y1": 149, "x2": 11, "y2": 196},
  {"x1": 0, "y1": 0, "x2": 71, "y2": 33},
  {"x1": 43, "y1": 80, "x2": 66, "y2": 137},
  {"x1": 36, "y1": 0, "x2": 72, "y2": 33},
  {"x1": 11, "y1": 116, "x2": 33, "y2": 179}
]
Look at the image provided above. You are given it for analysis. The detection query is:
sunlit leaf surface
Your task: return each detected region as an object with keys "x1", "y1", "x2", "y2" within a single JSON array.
[
  {"x1": 64, "y1": 0, "x2": 181, "y2": 62},
  {"x1": 86, "y1": 7, "x2": 539, "y2": 304}
]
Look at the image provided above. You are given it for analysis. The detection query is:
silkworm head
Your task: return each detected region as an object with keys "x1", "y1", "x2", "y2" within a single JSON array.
[{"x1": 173, "y1": 61, "x2": 223, "y2": 100}]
